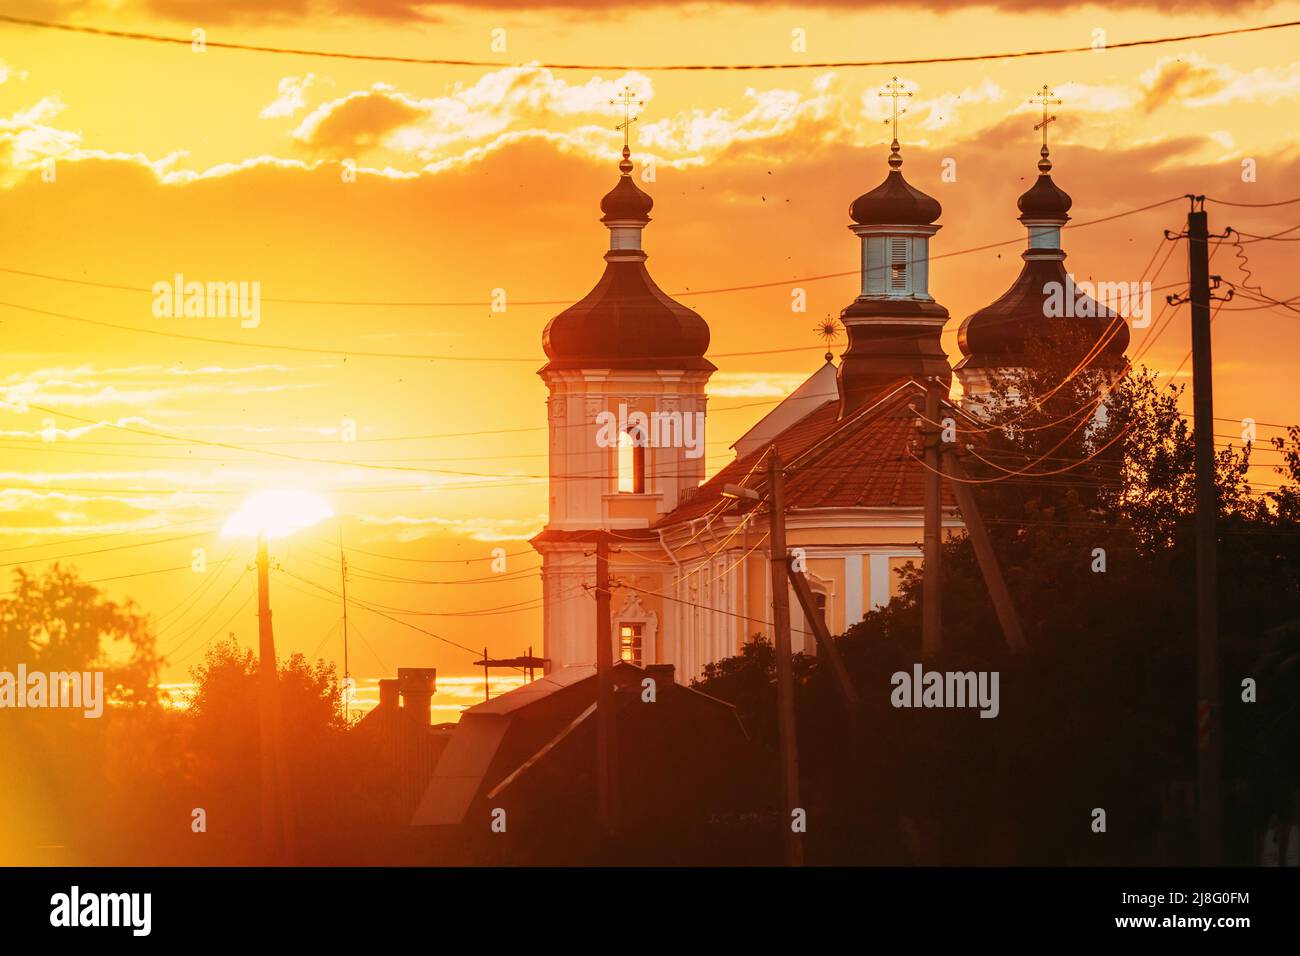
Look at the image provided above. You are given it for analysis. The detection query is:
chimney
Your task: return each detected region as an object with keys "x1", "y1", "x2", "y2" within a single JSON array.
[
  {"x1": 645, "y1": 664, "x2": 675, "y2": 690},
  {"x1": 378, "y1": 679, "x2": 400, "y2": 711},
  {"x1": 397, "y1": 667, "x2": 437, "y2": 726}
]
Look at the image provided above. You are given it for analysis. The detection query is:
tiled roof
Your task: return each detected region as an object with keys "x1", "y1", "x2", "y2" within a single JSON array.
[{"x1": 657, "y1": 378, "x2": 958, "y2": 529}]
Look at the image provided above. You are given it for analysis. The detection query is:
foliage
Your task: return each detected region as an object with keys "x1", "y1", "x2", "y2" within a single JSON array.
[
  {"x1": 694, "y1": 338, "x2": 1300, "y2": 864},
  {"x1": 0, "y1": 563, "x2": 161, "y2": 704}
]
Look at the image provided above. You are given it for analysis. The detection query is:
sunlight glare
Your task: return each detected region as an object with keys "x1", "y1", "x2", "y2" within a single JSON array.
[{"x1": 221, "y1": 489, "x2": 334, "y2": 540}]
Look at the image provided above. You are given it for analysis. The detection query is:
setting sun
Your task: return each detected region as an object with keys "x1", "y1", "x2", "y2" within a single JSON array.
[{"x1": 221, "y1": 489, "x2": 334, "y2": 540}]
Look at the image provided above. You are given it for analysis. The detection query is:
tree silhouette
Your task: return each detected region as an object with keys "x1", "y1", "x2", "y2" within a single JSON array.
[{"x1": 0, "y1": 563, "x2": 161, "y2": 704}]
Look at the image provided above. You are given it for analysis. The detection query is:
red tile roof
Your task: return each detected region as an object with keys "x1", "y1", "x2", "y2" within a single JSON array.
[{"x1": 656, "y1": 378, "x2": 959, "y2": 530}]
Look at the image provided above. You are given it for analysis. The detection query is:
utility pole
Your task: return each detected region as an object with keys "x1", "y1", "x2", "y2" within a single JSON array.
[
  {"x1": 942, "y1": 450, "x2": 1027, "y2": 653},
  {"x1": 594, "y1": 534, "x2": 620, "y2": 835},
  {"x1": 1187, "y1": 196, "x2": 1222, "y2": 866},
  {"x1": 255, "y1": 532, "x2": 293, "y2": 863},
  {"x1": 921, "y1": 383, "x2": 944, "y2": 660},
  {"x1": 338, "y1": 527, "x2": 350, "y2": 720},
  {"x1": 766, "y1": 451, "x2": 804, "y2": 866}
]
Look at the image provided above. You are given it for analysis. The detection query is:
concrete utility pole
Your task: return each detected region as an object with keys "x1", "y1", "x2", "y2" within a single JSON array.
[
  {"x1": 922, "y1": 382, "x2": 944, "y2": 660},
  {"x1": 594, "y1": 534, "x2": 620, "y2": 835},
  {"x1": 766, "y1": 451, "x2": 804, "y2": 866}
]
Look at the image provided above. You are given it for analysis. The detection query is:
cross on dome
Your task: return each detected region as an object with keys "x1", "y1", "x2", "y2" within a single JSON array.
[
  {"x1": 878, "y1": 76, "x2": 913, "y2": 168},
  {"x1": 610, "y1": 85, "x2": 643, "y2": 166},
  {"x1": 1030, "y1": 84, "x2": 1063, "y2": 172}
]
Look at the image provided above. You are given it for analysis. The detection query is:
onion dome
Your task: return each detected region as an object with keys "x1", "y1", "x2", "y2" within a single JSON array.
[
  {"x1": 1016, "y1": 146, "x2": 1072, "y2": 223},
  {"x1": 600, "y1": 147, "x2": 654, "y2": 221},
  {"x1": 541, "y1": 148, "x2": 713, "y2": 373},
  {"x1": 849, "y1": 141, "x2": 941, "y2": 227},
  {"x1": 956, "y1": 261, "x2": 1129, "y2": 366},
  {"x1": 956, "y1": 147, "x2": 1127, "y2": 376}
]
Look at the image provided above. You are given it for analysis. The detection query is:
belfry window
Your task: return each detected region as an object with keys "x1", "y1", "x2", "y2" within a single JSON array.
[
  {"x1": 617, "y1": 431, "x2": 646, "y2": 494},
  {"x1": 890, "y1": 237, "x2": 909, "y2": 291}
]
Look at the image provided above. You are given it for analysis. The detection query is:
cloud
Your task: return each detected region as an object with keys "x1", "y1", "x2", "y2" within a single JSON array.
[
  {"x1": 0, "y1": 363, "x2": 329, "y2": 410},
  {"x1": 0, "y1": 96, "x2": 81, "y2": 176},
  {"x1": 708, "y1": 372, "x2": 808, "y2": 398},
  {"x1": 50, "y1": 0, "x2": 1264, "y2": 26},
  {"x1": 640, "y1": 75, "x2": 841, "y2": 156},
  {"x1": 291, "y1": 68, "x2": 656, "y2": 160},
  {"x1": 260, "y1": 74, "x2": 329, "y2": 119},
  {"x1": 914, "y1": 80, "x2": 1005, "y2": 132},
  {"x1": 1139, "y1": 55, "x2": 1300, "y2": 113},
  {"x1": 291, "y1": 84, "x2": 429, "y2": 154},
  {"x1": 357, "y1": 512, "x2": 548, "y2": 542}
]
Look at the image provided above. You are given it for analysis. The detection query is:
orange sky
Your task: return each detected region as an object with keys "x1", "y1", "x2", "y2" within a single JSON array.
[{"x1": 2, "y1": 1, "x2": 1298, "y2": 711}]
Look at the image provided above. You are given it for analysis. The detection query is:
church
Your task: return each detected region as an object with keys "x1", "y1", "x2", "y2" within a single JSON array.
[{"x1": 532, "y1": 111, "x2": 1127, "y2": 683}]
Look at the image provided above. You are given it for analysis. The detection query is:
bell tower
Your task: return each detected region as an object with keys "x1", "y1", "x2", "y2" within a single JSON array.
[
  {"x1": 836, "y1": 78, "x2": 950, "y2": 417},
  {"x1": 532, "y1": 126, "x2": 714, "y2": 669}
]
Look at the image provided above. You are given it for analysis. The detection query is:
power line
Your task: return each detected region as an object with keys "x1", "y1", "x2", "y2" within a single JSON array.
[
  {"x1": 170, "y1": 589, "x2": 257, "y2": 667},
  {"x1": 0, "y1": 515, "x2": 217, "y2": 554},
  {"x1": 2, "y1": 14, "x2": 1295, "y2": 71},
  {"x1": 1207, "y1": 193, "x2": 1300, "y2": 209},
  {"x1": 0, "y1": 198, "x2": 1183, "y2": 313},
  {"x1": 0, "y1": 529, "x2": 212, "y2": 569}
]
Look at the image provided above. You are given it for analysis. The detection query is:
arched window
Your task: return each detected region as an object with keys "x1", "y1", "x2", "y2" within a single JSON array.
[{"x1": 617, "y1": 430, "x2": 646, "y2": 494}]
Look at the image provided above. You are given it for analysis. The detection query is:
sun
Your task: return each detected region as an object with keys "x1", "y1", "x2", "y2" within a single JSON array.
[{"x1": 221, "y1": 489, "x2": 334, "y2": 540}]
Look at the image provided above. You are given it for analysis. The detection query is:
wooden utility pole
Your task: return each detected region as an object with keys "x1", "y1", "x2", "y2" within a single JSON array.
[
  {"x1": 942, "y1": 451, "x2": 1027, "y2": 653},
  {"x1": 255, "y1": 533, "x2": 294, "y2": 862},
  {"x1": 788, "y1": 567, "x2": 860, "y2": 726},
  {"x1": 766, "y1": 451, "x2": 804, "y2": 866},
  {"x1": 594, "y1": 535, "x2": 620, "y2": 835},
  {"x1": 338, "y1": 527, "x2": 350, "y2": 719},
  {"x1": 1186, "y1": 197, "x2": 1221, "y2": 866},
  {"x1": 921, "y1": 383, "x2": 944, "y2": 660},
  {"x1": 256, "y1": 533, "x2": 276, "y2": 856}
]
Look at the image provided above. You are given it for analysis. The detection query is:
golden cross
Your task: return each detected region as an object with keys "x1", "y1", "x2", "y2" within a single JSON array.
[
  {"x1": 878, "y1": 76, "x2": 912, "y2": 142},
  {"x1": 610, "y1": 87, "x2": 643, "y2": 150},
  {"x1": 1030, "y1": 84, "x2": 1062, "y2": 149}
]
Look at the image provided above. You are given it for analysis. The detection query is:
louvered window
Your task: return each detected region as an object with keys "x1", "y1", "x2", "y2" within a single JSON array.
[{"x1": 890, "y1": 237, "x2": 909, "y2": 291}]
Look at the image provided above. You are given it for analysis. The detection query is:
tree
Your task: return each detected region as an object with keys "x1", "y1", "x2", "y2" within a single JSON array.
[
  {"x1": 182, "y1": 637, "x2": 364, "y2": 863},
  {"x1": 0, "y1": 563, "x2": 161, "y2": 704},
  {"x1": 694, "y1": 341, "x2": 1300, "y2": 864}
]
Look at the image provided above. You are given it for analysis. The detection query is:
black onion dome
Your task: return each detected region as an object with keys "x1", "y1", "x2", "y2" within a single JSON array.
[
  {"x1": 956, "y1": 259, "x2": 1129, "y2": 370},
  {"x1": 1017, "y1": 146, "x2": 1072, "y2": 221},
  {"x1": 600, "y1": 146, "x2": 654, "y2": 221},
  {"x1": 849, "y1": 143, "x2": 941, "y2": 227},
  {"x1": 542, "y1": 146, "x2": 711, "y2": 373},
  {"x1": 541, "y1": 262, "x2": 713, "y2": 371}
]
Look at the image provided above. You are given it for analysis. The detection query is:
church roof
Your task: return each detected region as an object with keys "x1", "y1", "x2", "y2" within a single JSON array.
[
  {"x1": 848, "y1": 144, "x2": 941, "y2": 227},
  {"x1": 540, "y1": 150, "x2": 713, "y2": 373},
  {"x1": 600, "y1": 148, "x2": 654, "y2": 221},
  {"x1": 657, "y1": 379, "x2": 959, "y2": 530},
  {"x1": 1017, "y1": 172, "x2": 1072, "y2": 221},
  {"x1": 410, "y1": 662, "x2": 744, "y2": 827},
  {"x1": 957, "y1": 151, "x2": 1128, "y2": 373},
  {"x1": 540, "y1": 259, "x2": 714, "y2": 371},
  {"x1": 956, "y1": 258, "x2": 1129, "y2": 371},
  {"x1": 731, "y1": 355, "x2": 839, "y2": 459},
  {"x1": 1017, "y1": 146, "x2": 1073, "y2": 222}
]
